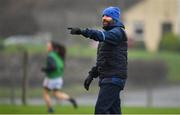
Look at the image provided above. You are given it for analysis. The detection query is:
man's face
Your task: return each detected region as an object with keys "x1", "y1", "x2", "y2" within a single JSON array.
[{"x1": 102, "y1": 15, "x2": 113, "y2": 27}]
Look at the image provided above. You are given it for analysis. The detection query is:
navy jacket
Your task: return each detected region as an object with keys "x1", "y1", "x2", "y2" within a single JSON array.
[{"x1": 81, "y1": 21, "x2": 128, "y2": 86}]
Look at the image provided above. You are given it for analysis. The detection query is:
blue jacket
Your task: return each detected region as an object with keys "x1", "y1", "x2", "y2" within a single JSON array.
[
  {"x1": 81, "y1": 21, "x2": 126, "y2": 45},
  {"x1": 81, "y1": 21, "x2": 128, "y2": 88}
]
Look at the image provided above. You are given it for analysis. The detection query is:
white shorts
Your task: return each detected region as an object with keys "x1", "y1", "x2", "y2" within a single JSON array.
[{"x1": 43, "y1": 77, "x2": 63, "y2": 90}]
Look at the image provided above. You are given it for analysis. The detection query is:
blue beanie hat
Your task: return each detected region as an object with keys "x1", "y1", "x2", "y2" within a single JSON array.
[{"x1": 102, "y1": 7, "x2": 120, "y2": 21}]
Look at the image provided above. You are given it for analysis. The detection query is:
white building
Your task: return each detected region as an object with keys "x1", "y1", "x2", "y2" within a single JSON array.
[{"x1": 124, "y1": 0, "x2": 180, "y2": 52}]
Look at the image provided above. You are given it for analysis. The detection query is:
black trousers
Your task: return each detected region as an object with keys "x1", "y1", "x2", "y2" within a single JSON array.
[{"x1": 95, "y1": 83, "x2": 122, "y2": 114}]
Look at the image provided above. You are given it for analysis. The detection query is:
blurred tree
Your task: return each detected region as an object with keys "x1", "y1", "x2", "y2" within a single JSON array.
[{"x1": 159, "y1": 33, "x2": 180, "y2": 52}]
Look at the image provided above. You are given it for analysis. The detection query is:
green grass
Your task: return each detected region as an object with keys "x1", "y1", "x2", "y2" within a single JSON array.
[
  {"x1": 2, "y1": 44, "x2": 46, "y2": 55},
  {"x1": 2, "y1": 44, "x2": 96, "y2": 57},
  {"x1": 0, "y1": 105, "x2": 94, "y2": 114},
  {"x1": 123, "y1": 106, "x2": 180, "y2": 114},
  {"x1": 0, "y1": 105, "x2": 180, "y2": 114}
]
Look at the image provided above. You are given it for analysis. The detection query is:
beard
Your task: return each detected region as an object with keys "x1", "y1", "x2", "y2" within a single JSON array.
[
  {"x1": 102, "y1": 21, "x2": 114, "y2": 30},
  {"x1": 103, "y1": 25, "x2": 111, "y2": 30}
]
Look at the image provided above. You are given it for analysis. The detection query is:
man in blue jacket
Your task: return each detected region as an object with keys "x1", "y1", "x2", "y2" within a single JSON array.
[{"x1": 68, "y1": 6, "x2": 128, "y2": 114}]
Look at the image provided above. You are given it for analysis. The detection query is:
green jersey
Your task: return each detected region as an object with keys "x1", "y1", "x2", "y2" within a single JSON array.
[{"x1": 47, "y1": 51, "x2": 64, "y2": 79}]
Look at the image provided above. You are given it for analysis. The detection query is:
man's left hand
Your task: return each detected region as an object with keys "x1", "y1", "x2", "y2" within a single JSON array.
[
  {"x1": 84, "y1": 75, "x2": 93, "y2": 91},
  {"x1": 68, "y1": 27, "x2": 82, "y2": 35}
]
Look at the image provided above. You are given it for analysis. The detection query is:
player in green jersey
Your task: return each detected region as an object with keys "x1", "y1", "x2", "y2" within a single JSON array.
[{"x1": 42, "y1": 41, "x2": 77, "y2": 113}]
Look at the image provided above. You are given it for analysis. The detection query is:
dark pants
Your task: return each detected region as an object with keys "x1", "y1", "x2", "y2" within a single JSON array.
[{"x1": 95, "y1": 83, "x2": 122, "y2": 114}]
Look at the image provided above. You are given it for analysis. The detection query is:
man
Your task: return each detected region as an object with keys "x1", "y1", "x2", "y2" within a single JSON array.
[{"x1": 68, "y1": 6, "x2": 128, "y2": 114}]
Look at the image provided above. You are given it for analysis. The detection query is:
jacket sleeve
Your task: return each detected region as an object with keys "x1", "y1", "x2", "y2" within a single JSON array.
[
  {"x1": 81, "y1": 28, "x2": 125, "y2": 45},
  {"x1": 43, "y1": 56, "x2": 57, "y2": 73}
]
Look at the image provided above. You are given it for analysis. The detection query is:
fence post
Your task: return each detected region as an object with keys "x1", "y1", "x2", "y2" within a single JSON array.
[
  {"x1": 10, "y1": 75, "x2": 15, "y2": 105},
  {"x1": 8, "y1": 53, "x2": 15, "y2": 105},
  {"x1": 146, "y1": 83, "x2": 153, "y2": 107},
  {"x1": 22, "y1": 50, "x2": 28, "y2": 105}
]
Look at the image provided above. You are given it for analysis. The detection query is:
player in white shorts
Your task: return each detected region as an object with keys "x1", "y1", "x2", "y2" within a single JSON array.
[
  {"x1": 43, "y1": 77, "x2": 63, "y2": 90},
  {"x1": 42, "y1": 41, "x2": 77, "y2": 113}
]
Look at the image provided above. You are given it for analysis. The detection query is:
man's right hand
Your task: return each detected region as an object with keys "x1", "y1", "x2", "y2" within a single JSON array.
[
  {"x1": 67, "y1": 27, "x2": 82, "y2": 35},
  {"x1": 84, "y1": 75, "x2": 93, "y2": 91}
]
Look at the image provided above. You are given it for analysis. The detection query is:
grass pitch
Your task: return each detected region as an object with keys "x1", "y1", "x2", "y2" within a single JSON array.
[{"x1": 0, "y1": 105, "x2": 180, "y2": 114}]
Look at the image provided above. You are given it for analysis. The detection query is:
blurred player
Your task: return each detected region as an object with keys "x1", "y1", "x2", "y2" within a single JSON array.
[{"x1": 42, "y1": 41, "x2": 77, "y2": 113}]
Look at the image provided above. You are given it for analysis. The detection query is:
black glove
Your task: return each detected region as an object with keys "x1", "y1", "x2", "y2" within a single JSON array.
[
  {"x1": 84, "y1": 66, "x2": 99, "y2": 91},
  {"x1": 89, "y1": 66, "x2": 99, "y2": 78},
  {"x1": 84, "y1": 75, "x2": 93, "y2": 91},
  {"x1": 68, "y1": 27, "x2": 82, "y2": 35}
]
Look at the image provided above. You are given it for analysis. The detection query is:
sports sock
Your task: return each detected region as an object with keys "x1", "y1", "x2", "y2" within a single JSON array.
[{"x1": 69, "y1": 98, "x2": 78, "y2": 108}]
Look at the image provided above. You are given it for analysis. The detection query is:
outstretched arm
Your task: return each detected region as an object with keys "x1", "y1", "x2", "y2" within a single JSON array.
[
  {"x1": 68, "y1": 27, "x2": 126, "y2": 45},
  {"x1": 42, "y1": 57, "x2": 56, "y2": 73}
]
